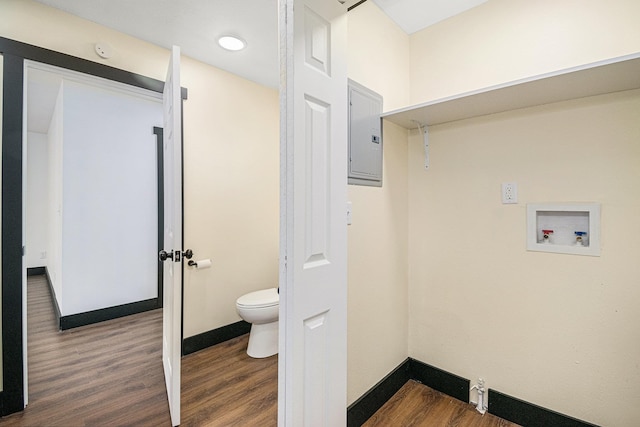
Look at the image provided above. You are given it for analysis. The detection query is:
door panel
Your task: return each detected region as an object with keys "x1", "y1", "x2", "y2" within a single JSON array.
[
  {"x1": 279, "y1": 1, "x2": 348, "y2": 425},
  {"x1": 162, "y1": 45, "x2": 182, "y2": 427}
]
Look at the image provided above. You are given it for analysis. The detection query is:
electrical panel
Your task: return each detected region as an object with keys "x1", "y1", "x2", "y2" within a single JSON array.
[{"x1": 348, "y1": 80, "x2": 383, "y2": 187}]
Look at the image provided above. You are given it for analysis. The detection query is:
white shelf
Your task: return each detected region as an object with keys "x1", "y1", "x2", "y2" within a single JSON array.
[{"x1": 382, "y1": 53, "x2": 640, "y2": 129}]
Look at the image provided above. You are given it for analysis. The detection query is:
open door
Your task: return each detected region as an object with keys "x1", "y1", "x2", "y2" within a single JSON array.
[
  {"x1": 160, "y1": 45, "x2": 182, "y2": 427},
  {"x1": 279, "y1": 0, "x2": 348, "y2": 425}
]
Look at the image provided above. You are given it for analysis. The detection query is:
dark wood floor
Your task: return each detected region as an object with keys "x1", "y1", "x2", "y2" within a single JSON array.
[
  {"x1": 180, "y1": 330, "x2": 277, "y2": 426},
  {"x1": 0, "y1": 275, "x2": 277, "y2": 426},
  {"x1": 363, "y1": 380, "x2": 520, "y2": 427},
  {"x1": 1, "y1": 275, "x2": 517, "y2": 426}
]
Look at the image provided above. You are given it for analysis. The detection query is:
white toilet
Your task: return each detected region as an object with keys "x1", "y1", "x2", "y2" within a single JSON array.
[{"x1": 235, "y1": 288, "x2": 279, "y2": 358}]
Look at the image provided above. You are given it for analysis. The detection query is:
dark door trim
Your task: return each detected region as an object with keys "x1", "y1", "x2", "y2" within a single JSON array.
[
  {"x1": 1, "y1": 51, "x2": 26, "y2": 416},
  {"x1": 0, "y1": 36, "x2": 182, "y2": 416}
]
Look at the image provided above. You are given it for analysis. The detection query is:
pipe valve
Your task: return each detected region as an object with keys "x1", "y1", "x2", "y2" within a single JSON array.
[{"x1": 574, "y1": 231, "x2": 587, "y2": 246}]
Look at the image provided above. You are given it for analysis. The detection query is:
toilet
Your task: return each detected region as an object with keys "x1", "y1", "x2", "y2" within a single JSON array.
[{"x1": 235, "y1": 288, "x2": 279, "y2": 358}]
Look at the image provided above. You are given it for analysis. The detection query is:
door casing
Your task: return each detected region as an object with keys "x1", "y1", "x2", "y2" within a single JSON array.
[{"x1": 0, "y1": 36, "x2": 183, "y2": 416}]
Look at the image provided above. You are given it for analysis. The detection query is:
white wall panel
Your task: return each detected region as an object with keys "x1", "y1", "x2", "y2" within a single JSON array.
[
  {"x1": 26, "y1": 132, "x2": 48, "y2": 268},
  {"x1": 61, "y1": 79, "x2": 162, "y2": 316},
  {"x1": 46, "y1": 84, "x2": 64, "y2": 304}
]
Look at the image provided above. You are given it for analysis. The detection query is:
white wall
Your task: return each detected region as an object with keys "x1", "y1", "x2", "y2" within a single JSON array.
[
  {"x1": 346, "y1": 2, "x2": 410, "y2": 405},
  {"x1": 59, "y1": 79, "x2": 162, "y2": 316},
  {"x1": 26, "y1": 132, "x2": 48, "y2": 268},
  {"x1": 46, "y1": 83, "x2": 64, "y2": 302}
]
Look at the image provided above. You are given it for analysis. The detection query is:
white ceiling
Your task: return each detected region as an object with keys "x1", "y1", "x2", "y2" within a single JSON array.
[
  {"x1": 33, "y1": 0, "x2": 487, "y2": 89},
  {"x1": 373, "y1": 0, "x2": 487, "y2": 34}
]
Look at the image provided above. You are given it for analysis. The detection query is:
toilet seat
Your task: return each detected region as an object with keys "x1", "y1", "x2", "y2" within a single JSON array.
[{"x1": 236, "y1": 288, "x2": 278, "y2": 309}]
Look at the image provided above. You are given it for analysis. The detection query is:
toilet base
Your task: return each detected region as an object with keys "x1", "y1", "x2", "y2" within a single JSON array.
[{"x1": 247, "y1": 320, "x2": 279, "y2": 358}]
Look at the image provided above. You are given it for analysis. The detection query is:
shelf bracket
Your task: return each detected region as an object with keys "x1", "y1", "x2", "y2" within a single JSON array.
[{"x1": 413, "y1": 121, "x2": 429, "y2": 170}]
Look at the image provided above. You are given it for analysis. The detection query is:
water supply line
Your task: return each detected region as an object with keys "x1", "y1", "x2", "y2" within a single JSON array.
[{"x1": 470, "y1": 378, "x2": 487, "y2": 415}]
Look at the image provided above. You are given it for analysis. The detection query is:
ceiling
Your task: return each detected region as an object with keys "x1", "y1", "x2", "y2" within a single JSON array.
[{"x1": 33, "y1": 0, "x2": 487, "y2": 89}]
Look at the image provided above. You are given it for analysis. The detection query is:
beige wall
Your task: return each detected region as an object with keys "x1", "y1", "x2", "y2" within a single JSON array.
[
  {"x1": 0, "y1": 0, "x2": 168, "y2": 81},
  {"x1": 6, "y1": 2, "x2": 638, "y2": 425},
  {"x1": 346, "y1": 2, "x2": 410, "y2": 405},
  {"x1": 407, "y1": 90, "x2": 640, "y2": 427},
  {"x1": 0, "y1": 0, "x2": 280, "y2": 340},
  {"x1": 406, "y1": 2, "x2": 640, "y2": 425},
  {"x1": 4, "y1": 0, "x2": 411, "y2": 408},
  {"x1": 181, "y1": 59, "x2": 279, "y2": 337},
  {"x1": 409, "y1": 0, "x2": 640, "y2": 104}
]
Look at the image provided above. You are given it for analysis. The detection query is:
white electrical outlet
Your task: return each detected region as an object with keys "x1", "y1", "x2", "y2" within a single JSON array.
[{"x1": 502, "y1": 182, "x2": 518, "y2": 204}]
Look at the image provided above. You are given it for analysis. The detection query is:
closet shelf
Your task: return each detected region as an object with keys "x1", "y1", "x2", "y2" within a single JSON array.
[{"x1": 382, "y1": 53, "x2": 640, "y2": 129}]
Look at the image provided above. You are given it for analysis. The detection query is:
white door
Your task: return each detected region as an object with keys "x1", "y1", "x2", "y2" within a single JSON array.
[
  {"x1": 278, "y1": 1, "x2": 348, "y2": 425},
  {"x1": 161, "y1": 45, "x2": 182, "y2": 427}
]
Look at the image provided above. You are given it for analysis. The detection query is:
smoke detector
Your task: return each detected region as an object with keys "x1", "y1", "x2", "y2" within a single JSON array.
[{"x1": 94, "y1": 43, "x2": 113, "y2": 59}]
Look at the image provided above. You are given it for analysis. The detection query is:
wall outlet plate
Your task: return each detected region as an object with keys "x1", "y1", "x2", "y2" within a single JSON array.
[{"x1": 502, "y1": 182, "x2": 518, "y2": 204}]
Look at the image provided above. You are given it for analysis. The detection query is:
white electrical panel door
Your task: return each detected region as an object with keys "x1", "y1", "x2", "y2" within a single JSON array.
[{"x1": 348, "y1": 80, "x2": 383, "y2": 186}]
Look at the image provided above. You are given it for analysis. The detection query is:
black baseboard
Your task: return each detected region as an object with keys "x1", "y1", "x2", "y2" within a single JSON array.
[
  {"x1": 42, "y1": 268, "x2": 62, "y2": 327},
  {"x1": 32, "y1": 267, "x2": 160, "y2": 330},
  {"x1": 347, "y1": 358, "x2": 468, "y2": 426},
  {"x1": 0, "y1": 389, "x2": 24, "y2": 416},
  {"x1": 409, "y1": 358, "x2": 470, "y2": 403},
  {"x1": 489, "y1": 389, "x2": 600, "y2": 427},
  {"x1": 60, "y1": 298, "x2": 159, "y2": 330},
  {"x1": 182, "y1": 320, "x2": 251, "y2": 356},
  {"x1": 347, "y1": 359, "x2": 411, "y2": 427},
  {"x1": 27, "y1": 266, "x2": 46, "y2": 276},
  {"x1": 348, "y1": 358, "x2": 597, "y2": 427}
]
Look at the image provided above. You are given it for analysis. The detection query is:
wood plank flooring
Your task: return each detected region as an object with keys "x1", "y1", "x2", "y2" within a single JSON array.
[
  {"x1": 1, "y1": 275, "x2": 518, "y2": 426},
  {"x1": 363, "y1": 380, "x2": 520, "y2": 427},
  {"x1": 1, "y1": 275, "x2": 277, "y2": 427},
  {"x1": 180, "y1": 333, "x2": 277, "y2": 426},
  {"x1": 2, "y1": 275, "x2": 171, "y2": 426}
]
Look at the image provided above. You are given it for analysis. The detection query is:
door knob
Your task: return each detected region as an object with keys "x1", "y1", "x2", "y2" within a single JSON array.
[{"x1": 159, "y1": 249, "x2": 193, "y2": 262}]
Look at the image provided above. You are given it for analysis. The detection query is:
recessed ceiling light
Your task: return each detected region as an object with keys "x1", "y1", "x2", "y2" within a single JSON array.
[{"x1": 218, "y1": 35, "x2": 246, "y2": 52}]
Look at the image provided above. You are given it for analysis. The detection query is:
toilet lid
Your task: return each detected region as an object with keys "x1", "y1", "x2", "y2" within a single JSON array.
[{"x1": 236, "y1": 288, "x2": 279, "y2": 308}]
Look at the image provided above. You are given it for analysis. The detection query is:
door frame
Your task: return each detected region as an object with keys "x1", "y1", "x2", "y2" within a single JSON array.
[{"x1": 0, "y1": 36, "x2": 184, "y2": 415}]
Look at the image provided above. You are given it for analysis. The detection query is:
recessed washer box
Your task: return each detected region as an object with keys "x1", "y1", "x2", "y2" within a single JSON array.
[{"x1": 526, "y1": 203, "x2": 601, "y2": 256}]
